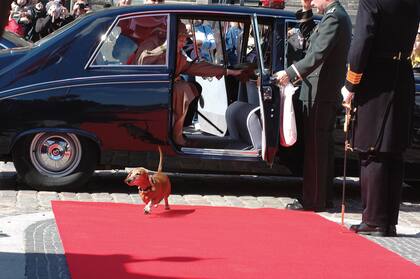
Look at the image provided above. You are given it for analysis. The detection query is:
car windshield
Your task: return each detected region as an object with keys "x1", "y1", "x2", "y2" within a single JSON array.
[
  {"x1": 34, "y1": 14, "x2": 86, "y2": 47},
  {"x1": 2, "y1": 31, "x2": 31, "y2": 48}
]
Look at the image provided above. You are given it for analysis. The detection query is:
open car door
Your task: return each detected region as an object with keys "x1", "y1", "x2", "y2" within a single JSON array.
[{"x1": 251, "y1": 14, "x2": 281, "y2": 166}]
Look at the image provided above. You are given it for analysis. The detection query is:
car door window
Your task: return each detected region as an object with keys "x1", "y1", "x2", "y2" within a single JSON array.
[
  {"x1": 92, "y1": 14, "x2": 168, "y2": 66},
  {"x1": 246, "y1": 21, "x2": 273, "y2": 73}
]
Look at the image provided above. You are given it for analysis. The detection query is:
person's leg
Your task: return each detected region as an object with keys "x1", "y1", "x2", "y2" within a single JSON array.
[
  {"x1": 387, "y1": 153, "x2": 403, "y2": 226},
  {"x1": 172, "y1": 81, "x2": 199, "y2": 145},
  {"x1": 360, "y1": 153, "x2": 389, "y2": 227},
  {"x1": 302, "y1": 101, "x2": 336, "y2": 210}
]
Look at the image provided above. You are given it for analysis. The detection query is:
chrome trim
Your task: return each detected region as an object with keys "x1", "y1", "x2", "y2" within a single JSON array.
[
  {"x1": 0, "y1": 80, "x2": 170, "y2": 100},
  {"x1": 180, "y1": 147, "x2": 260, "y2": 157},
  {"x1": 0, "y1": 43, "x2": 7, "y2": 49},
  {"x1": 85, "y1": 13, "x2": 170, "y2": 70},
  {"x1": 117, "y1": 9, "x2": 281, "y2": 19},
  {"x1": 0, "y1": 74, "x2": 169, "y2": 96}
]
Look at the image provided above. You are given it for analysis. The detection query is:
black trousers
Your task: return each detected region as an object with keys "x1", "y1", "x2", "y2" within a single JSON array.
[
  {"x1": 301, "y1": 101, "x2": 337, "y2": 210},
  {"x1": 359, "y1": 152, "x2": 403, "y2": 226}
]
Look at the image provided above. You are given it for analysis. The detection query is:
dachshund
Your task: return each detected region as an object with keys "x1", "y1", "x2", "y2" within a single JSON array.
[{"x1": 124, "y1": 146, "x2": 171, "y2": 214}]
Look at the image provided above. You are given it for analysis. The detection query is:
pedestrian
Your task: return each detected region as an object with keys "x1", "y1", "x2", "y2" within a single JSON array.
[
  {"x1": 275, "y1": 0, "x2": 352, "y2": 211},
  {"x1": 341, "y1": 0, "x2": 420, "y2": 237}
]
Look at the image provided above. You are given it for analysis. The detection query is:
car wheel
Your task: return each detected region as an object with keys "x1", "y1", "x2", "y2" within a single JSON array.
[{"x1": 12, "y1": 132, "x2": 98, "y2": 191}]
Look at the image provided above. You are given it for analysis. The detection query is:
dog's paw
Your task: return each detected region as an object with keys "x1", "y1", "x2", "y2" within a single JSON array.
[
  {"x1": 154, "y1": 204, "x2": 159, "y2": 208},
  {"x1": 144, "y1": 209, "x2": 151, "y2": 215},
  {"x1": 165, "y1": 206, "x2": 170, "y2": 210}
]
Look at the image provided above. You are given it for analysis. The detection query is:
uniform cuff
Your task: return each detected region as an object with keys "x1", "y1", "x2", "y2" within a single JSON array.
[
  {"x1": 285, "y1": 65, "x2": 302, "y2": 85},
  {"x1": 345, "y1": 80, "x2": 357, "y2": 93}
]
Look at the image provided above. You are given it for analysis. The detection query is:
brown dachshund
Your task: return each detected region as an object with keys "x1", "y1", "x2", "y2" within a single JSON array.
[{"x1": 124, "y1": 146, "x2": 171, "y2": 214}]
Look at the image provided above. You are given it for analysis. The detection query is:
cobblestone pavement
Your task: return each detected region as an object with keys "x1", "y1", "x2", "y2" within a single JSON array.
[{"x1": 0, "y1": 162, "x2": 420, "y2": 278}]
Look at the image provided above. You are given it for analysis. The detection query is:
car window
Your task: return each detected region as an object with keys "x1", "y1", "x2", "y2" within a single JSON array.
[
  {"x1": 93, "y1": 14, "x2": 168, "y2": 66},
  {"x1": 246, "y1": 21, "x2": 273, "y2": 73}
]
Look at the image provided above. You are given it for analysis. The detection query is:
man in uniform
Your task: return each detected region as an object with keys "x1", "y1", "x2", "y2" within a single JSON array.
[
  {"x1": 275, "y1": 0, "x2": 352, "y2": 211},
  {"x1": 341, "y1": 0, "x2": 420, "y2": 236}
]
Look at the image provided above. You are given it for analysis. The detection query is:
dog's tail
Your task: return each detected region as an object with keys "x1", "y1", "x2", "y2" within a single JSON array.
[{"x1": 157, "y1": 145, "x2": 163, "y2": 173}]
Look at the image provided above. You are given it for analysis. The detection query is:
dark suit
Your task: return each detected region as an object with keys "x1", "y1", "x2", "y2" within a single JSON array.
[
  {"x1": 345, "y1": 0, "x2": 420, "y2": 227},
  {"x1": 285, "y1": 2, "x2": 352, "y2": 210}
]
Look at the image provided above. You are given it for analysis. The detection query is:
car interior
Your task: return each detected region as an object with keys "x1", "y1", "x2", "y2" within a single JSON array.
[{"x1": 174, "y1": 16, "x2": 277, "y2": 156}]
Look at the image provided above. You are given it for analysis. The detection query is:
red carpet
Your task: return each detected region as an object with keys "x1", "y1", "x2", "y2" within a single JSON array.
[{"x1": 52, "y1": 201, "x2": 420, "y2": 279}]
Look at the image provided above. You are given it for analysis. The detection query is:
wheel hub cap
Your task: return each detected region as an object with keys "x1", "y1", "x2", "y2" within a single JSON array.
[{"x1": 30, "y1": 133, "x2": 82, "y2": 177}]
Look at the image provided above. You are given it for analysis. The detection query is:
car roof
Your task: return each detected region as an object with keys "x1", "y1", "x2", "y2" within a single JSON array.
[{"x1": 89, "y1": 4, "x2": 297, "y2": 19}]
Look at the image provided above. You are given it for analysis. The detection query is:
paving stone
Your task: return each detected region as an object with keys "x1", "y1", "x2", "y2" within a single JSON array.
[
  {"x1": 168, "y1": 195, "x2": 186, "y2": 205},
  {"x1": 110, "y1": 193, "x2": 132, "y2": 203},
  {"x1": 76, "y1": 193, "x2": 93, "y2": 201},
  {"x1": 0, "y1": 190, "x2": 17, "y2": 198},
  {"x1": 58, "y1": 192, "x2": 78, "y2": 201},
  {"x1": 183, "y1": 195, "x2": 211, "y2": 205},
  {"x1": 38, "y1": 192, "x2": 60, "y2": 208},
  {"x1": 129, "y1": 193, "x2": 142, "y2": 204},
  {"x1": 91, "y1": 193, "x2": 113, "y2": 202},
  {"x1": 223, "y1": 196, "x2": 246, "y2": 207}
]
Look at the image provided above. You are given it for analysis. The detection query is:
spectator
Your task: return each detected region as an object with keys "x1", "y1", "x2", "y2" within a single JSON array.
[
  {"x1": 189, "y1": 20, "x2": 216, "y2": 62},
  {"x1": 35, "y1": 2, "x2": 72, "y2": 39},
  {"x1": 27, "y1": 1, "x2": 46, "y2": 41},
  {"x1": 8, "y1": 0, "x2": 34, "y2": 38},
  {"x1": 72, "y1": 0, "x2": 90, "y2": 18},
  {"x1": 117, "y1": 0, "x2": 132, "y2": 6},
  {"x1": 225, "y1": 22, "x2": 242, "y2": 65}
]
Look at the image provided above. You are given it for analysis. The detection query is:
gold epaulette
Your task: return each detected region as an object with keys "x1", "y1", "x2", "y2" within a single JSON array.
[{"x1": 346, "y1": 69, "x2": 362, "y2": 85}]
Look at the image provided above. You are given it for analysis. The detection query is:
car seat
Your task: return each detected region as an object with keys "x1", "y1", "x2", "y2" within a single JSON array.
[{"x1": 225, "y1": 101, "x2": 262, "y2": 150}]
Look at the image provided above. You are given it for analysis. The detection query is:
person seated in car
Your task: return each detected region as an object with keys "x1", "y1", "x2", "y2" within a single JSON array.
[{"x1": 140, "y1": 22, "x2": 253, "y2": 145}]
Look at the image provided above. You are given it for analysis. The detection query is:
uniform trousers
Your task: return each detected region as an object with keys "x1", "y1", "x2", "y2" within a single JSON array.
[
  {"x1": 301, "y1": 100, "x2": 337, "y2": 210},
  {"x1": 359, "y1": 152, "x2": 403, "y2": 227}
]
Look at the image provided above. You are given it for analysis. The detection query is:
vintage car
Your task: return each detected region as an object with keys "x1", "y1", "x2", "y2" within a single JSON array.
[
  {"x1": 0, "y1": 30, "x2": 31, "y2": 49},
  {"x1": 0, "y1": 4, "x2": 419, "y2": 191}
]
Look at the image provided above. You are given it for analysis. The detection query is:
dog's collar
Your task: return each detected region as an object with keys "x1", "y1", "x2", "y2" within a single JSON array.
[{"x1": 138, "y1": 185, "x2": 153, "y2": 192}]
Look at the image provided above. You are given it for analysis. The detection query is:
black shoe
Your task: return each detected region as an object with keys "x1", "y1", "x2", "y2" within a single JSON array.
[
  {"x1": 349, "y1": 223, "x2": 387, "y2": 237},
  {"x1": 285, "y1": 200, "x2": 303, "y2": 210},
  {"x1": 387, "y1": 225, "x2": 397, "y2": 237}
]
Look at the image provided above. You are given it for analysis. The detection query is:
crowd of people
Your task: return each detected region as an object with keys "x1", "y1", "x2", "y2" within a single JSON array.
[{"x1": 4, "y1": 0, "x2": 97, "y2": 41}]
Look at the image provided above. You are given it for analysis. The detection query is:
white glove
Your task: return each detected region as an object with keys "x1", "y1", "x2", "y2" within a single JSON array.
[{"x1": 341, "y1": 86, "x2": 354, "y2": 106}]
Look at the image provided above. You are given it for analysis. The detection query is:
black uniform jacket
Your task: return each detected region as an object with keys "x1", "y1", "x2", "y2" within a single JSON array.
[
  {"x1": 285, "y1": 1, "x2": 352, "y2": 104},
  {"x1": 345, "y1": 0, "x2": 420, "y2": 153}
]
